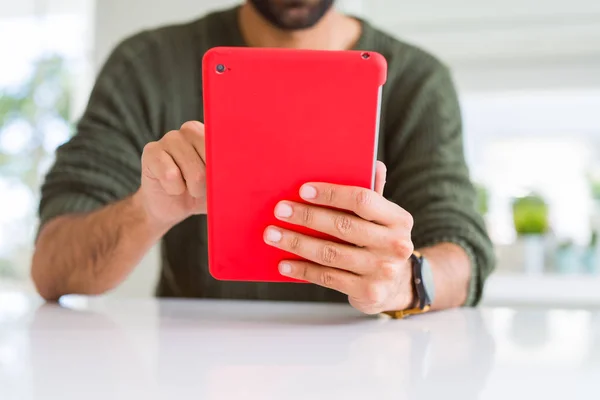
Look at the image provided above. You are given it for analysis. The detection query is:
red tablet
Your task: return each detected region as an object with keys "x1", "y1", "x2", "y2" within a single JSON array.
[{"x1": 202, "y1": 46, "x2": 387, "y2": 282}]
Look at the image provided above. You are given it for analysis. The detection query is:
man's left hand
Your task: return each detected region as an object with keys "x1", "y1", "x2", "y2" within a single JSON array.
[{"x1": 263, "y1": 161, "x2": 416, "y2": 315}]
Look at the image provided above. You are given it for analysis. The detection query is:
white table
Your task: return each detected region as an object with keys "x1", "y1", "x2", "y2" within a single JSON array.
[{"x1": 1, "y1": 290, "x2": 599, "y2": 400}]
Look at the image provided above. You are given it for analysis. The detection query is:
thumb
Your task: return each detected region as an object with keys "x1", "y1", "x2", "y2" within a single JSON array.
[{"x1": 374, "y1": 161, "x2": 387, "y2": 196}]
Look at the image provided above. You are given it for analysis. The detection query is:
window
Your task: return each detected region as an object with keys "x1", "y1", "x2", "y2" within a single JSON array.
[
  {"x1": 461, "y1": 91, "x2": 600, "y2": 275},
  {"x1": 0, "y1": 1, "x2": 94, "y2": 287}
]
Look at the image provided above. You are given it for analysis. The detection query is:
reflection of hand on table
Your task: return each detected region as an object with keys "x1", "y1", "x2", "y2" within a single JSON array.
[
  {"x1": 158, "y1": 300, "x2": 495, "y2": 400},
  {"x1": 411, "y1": 309, "x2": 496, "y2": 400}
]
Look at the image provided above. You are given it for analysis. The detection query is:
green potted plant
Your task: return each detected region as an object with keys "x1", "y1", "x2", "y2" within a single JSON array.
[
  {"x1": 588, "y1": 169, "x2": 600, "y2": 202},
  {"x1": 592, "y1": 182, "x2": 600, "y2": 202},
  {"x1": 586, "y1": 169, "x2": 600, "y2": 274},
  {"x1": 512, "y1": 192, "x2": 549, "y2": 274},
  {"x1": 555, "y1": 239, "x2": 577, "y2": 274},
  {"x1": 475, "y1": 183, "x2": 489, "y2": 217},
  {"x1": 512, "y1": 193, "x2": 549, "y2": 236}
]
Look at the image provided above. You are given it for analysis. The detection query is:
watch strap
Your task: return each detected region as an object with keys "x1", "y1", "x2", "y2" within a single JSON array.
[
  {"x1": 382, "y1": 251, "x2": 432, "y2": 319},
  {"x1": 412, "y1": 251, "x2": 431, "y2": 310}
]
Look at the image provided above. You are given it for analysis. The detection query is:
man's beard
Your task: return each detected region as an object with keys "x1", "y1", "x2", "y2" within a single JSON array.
[{"x1": 248, "y1": 0, "x2": 335, "y2": 31}]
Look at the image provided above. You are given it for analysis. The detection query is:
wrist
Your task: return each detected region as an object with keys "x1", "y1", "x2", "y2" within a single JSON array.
[
  {"x1": 130, "y1": 190, "x2": 176, "y2": 236},
  {"x1": 383, "y1": 252, "x2": 436, "y2": 319},
  {"x1": 389, "y1": 252, "x2": 435, "y2": 312},
  {"x1": 389, "y1": 258, "x2": 416, "y2": 311},
  {"x1": 420, "y1": 243, "x2": 469, "y2": 309}
]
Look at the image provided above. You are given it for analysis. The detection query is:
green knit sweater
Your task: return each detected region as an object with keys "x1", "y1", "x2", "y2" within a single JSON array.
[{"x1": 38, "y1": 6, "x2": 495, "y2": 305}]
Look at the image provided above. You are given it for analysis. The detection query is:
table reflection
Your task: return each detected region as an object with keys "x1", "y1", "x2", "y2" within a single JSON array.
[
  {"x1": 585, "y1": 312, "x2": 600, "y2": 368},
  {"x1": 153, "y1": 302, "x2": 496, "y2": 400},
  {"x1": 27, "y1": 303, "x2": 155, "y2": 400},
  {"x1": 3, "y1": 298, "x2": 501, "y2": 400},
  {"x1": 509, "y1": 309, "x2": 551, "y2": 349}
]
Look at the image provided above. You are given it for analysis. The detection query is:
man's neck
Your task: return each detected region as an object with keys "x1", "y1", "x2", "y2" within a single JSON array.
[{"x1": 238, "y1": 3, "x2": 361, "y2": 50}]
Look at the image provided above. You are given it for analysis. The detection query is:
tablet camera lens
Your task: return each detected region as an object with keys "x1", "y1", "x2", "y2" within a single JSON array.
[
  {"x1": 361, "y1": 52, "x2": 370, "y2": 60},
  {"x1": 216, "y1": 64, "x2": 226, "y2": 73}
]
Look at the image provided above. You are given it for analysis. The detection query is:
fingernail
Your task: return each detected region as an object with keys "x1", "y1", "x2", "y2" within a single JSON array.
[
  {"x1": 274, "y1": 202, "x2": 293, "y2": 218},
  {"x1": 279, "y1": 262, "x2": 292, "y2": 275},
  {"x1": 265, "y1": 227, "x2": 282, "y2": 243},
  {"x1": 300, "y1": 184, "x2": 317, "y2": 199}
]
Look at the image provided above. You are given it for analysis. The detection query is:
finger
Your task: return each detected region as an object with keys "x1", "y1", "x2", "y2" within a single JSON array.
[
  {"x1": 179, "y1": 121, "x2": 206, "y2": 162},
  {"x1": 143, "y1": 144, "x2": 186, "y2": 195},
  {"x1": 162, "y1": 130, "x2": 205, "y2": 198},
  {"x1": 278, "y1": 259, "x2": 362, "y2": 297},
  {"x1": 263, "y1": 226, "x2": 372, "y2": 275},
  {"x1": 273, "y1": 201, "x2": 389, "y2": 248},
  {"x1": 298, "y1": 182, "x2": 407, "y2": 226},
  {"x1": 374, "y1": 161, "x2": 386, "y2": 196}
]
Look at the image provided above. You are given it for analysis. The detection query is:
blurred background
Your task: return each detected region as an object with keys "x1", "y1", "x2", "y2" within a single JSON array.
[{"x1": 1, "y1": 0, "x2": 599, "y2": 307}]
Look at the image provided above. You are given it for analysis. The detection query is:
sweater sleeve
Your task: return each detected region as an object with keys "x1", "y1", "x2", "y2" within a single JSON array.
[
  {"x1": 38, "y1": 33, "x2": 163, "y2": 230},
  {"x1": 383, "y1": 63, "x2": 495, "y2": 306}
]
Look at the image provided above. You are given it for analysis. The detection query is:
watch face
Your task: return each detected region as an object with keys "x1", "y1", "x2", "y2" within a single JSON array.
[{"x1": 421, "y1": 257, "x2": 435, "y2": 305}]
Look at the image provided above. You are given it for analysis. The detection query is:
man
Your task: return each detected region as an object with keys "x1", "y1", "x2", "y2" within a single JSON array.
[{"x1": 32, "y1": 0, "x2": 495, "y2": 316}]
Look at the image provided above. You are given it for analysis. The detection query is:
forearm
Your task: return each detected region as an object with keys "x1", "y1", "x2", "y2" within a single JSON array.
[
  {"x1": 31, "y1": 191, "x2": 169, "y2": 301},
  {"x1": 419, "y1": 242, "x2": 471, "y2": 311}
]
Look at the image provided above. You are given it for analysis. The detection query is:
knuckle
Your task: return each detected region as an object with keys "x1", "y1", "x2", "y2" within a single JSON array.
[
  {"x1": 288, "y1": 235, "x2": 301, "y2": 251},
  {"x1": 379, "y1": 261, "x2": 397, "y2": 280},
  {"x1": 355, "y1": 189, "x2": 372, "y2": 209},
  {"x1": 180, "y1": 121, "x2": 195, "y2": 130},
  {"x1": 390, "y1": 237, "x2": 414, "y2": 258},
  {"x1": 142, "y1": 143, "x2": 161, "y2": 167},
  {"x1": 299, "y1": 264, "x2": 309, "y2": 280},
  {"x1": 319, "y1": 244, "x2": 339, "y2": 265},
  {"x1": 198, "y1": 170, "x2": 207, "y2": 183},
  {"x1": 319, "y1": 270, "x2": 336, "y2": 287},
  {"x1": 402, "y1": 211, "x2": 414, "y2": 230},
  {"x1": 301, "y1": 206, "x2": 314, "y2": 225},
  {"x1": 188, "y1": 169, "x2": 205, "y2": 183},
  {"x1": 142, "y1": 141, "x2": 159, "y2": 156},
  {"x1": 180, "y1": 121, "x2": 203, "y2": 133},
  {"x1": 334, "y1": 214, "x2": 353, "y2": 236},
  {"x1": 364, "y1": 283, "x2": 384, "y2": 307},
  {"x1": 406, "y1": 240, "x2": 415, "y2": 255},
  {"x1": 324, "y1": 186, "x2": 336, "y2": 203},
  {"x1": 163, "y1": 130, "x2": 180, "y2": 142},
  {"x1": 164, "y1": 167, "x2": 180, "y2": 181}
]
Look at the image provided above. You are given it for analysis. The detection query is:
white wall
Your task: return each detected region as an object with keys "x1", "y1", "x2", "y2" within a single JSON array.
[
  {"x1": 357, "y1": 0, "x2": 600, "y2": 91},
  {"x1": 95, "y1": 0, "x2": 600, "y2": 92},
  {"x1": 93, "y1": 0, "x2": 239, "y2": 70},
  {"x1": 0, "y1": 0, "x2": 90, "y2": 17}
]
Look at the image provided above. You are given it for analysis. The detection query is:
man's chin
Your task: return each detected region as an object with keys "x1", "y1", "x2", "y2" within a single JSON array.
[
  {"x1": 283, "y1": 5, "x2": 311, "y2": 19},
  {"x1": 276, "y1": 11, "x2": 326, "y2": 30},
  {"x1": 278, "y1": 18, "x2": 317, "y2": 30},
  {"x1": 249, "y1": 0, "x2": 335, "y2": 31}
]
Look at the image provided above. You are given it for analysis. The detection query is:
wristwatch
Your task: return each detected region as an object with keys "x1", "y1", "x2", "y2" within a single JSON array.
[{"x1": 383, "y1": 251, "x2": 436, "y2": 319}]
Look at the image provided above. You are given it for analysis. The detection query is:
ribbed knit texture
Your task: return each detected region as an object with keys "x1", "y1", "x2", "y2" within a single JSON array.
[{"x1": 39, "y1": 6, "x2": 495, "y2": 305}]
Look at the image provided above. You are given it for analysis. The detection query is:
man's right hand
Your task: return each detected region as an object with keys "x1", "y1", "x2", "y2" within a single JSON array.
[
  {"x1": 32, "y1": 120, "x2": 208, "y2": 299},
  {"x1": 138, "y1": 121, "x2": 207, "y2": 228}
]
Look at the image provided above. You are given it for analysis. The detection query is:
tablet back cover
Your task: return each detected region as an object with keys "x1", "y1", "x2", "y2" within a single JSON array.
[{"x1": 203, "y1": 47, "x2": 387, "y2": 282}]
